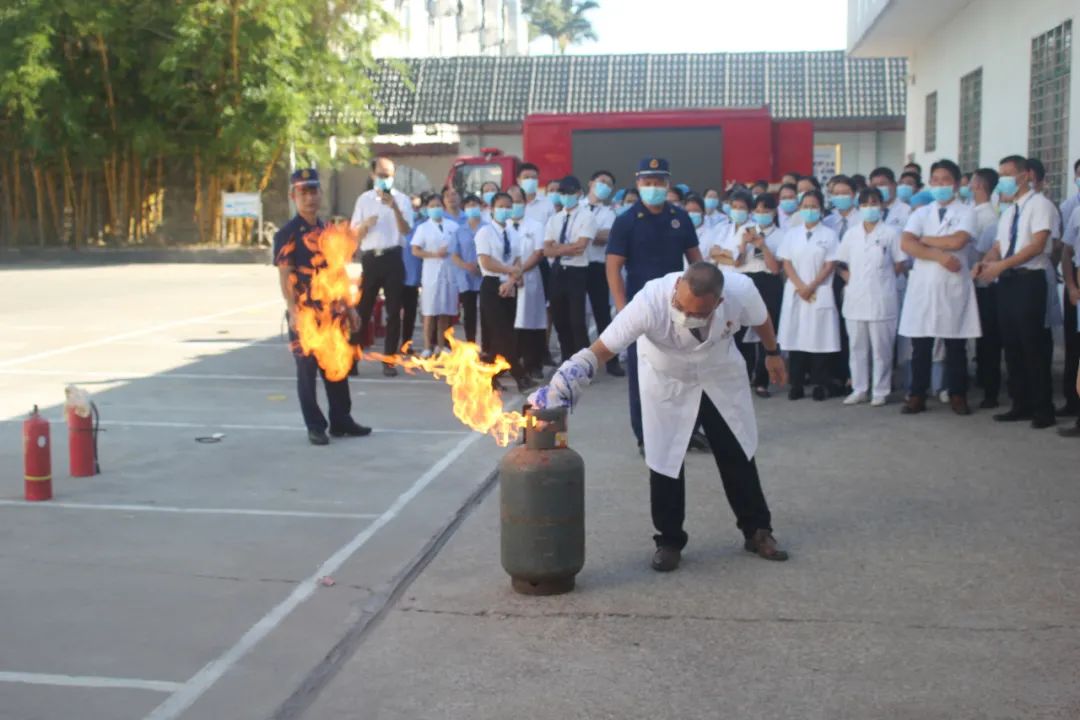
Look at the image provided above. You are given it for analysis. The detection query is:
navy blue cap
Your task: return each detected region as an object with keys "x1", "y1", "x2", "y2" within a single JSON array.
[
  {"x1": 636, "y1": 157, "x2": 671, "y2": 177},
  {"x1": 558, "y1": 175, "x2": 582, "y2": 194},
  {"x1": 290, "y1": 168, "x2": 320, "y2": 188}
]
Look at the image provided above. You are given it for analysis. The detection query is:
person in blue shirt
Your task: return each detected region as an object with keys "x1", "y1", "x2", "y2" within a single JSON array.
[
  {"x1": 607, "y1": 157, "x2": 705, "y2": 453},
  {"x1": 449, "y1": 194, "x2": 485, "y2": 342},
  {"x1": 400, "y1": 193, "x2": 426, "y2": 352},
  {"x1": 273, "y1": 168, "x2": 371, "y2": 446}
]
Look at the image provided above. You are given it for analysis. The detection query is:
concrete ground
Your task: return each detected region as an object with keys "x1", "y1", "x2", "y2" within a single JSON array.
[{"x1": 2, "y1": 263, "x2": 1079, "y2": 719}]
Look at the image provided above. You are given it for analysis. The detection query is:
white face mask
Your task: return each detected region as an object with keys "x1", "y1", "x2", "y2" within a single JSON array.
[{"x1": 670, "y1": 304, "x2": 711, "y2": 330}]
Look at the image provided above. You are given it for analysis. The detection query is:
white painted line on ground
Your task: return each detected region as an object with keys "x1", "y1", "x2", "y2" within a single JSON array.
[
  {"x1": 0, "y1": 500, "x2": 378, "y2": 520},
  {"x1": 143, "y1": 431, "x2": 483, "y2": 720},
  {"x1": 0, "y1": 368, "x2": 435, "y2": 384},
  {"x1": 0, "y1": 417, "x2": 466, "y2": 435},
  {"x1": 0, "y1": 671, "x2": 182, "y2": 693},
  {"x1": 0, "y1": 300, "x2": 280, "y2": 370}
]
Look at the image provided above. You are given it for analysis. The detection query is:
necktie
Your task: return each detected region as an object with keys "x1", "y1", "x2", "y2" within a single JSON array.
[
  {"x1": 840, "y1": 217, "x2": 848, "y2": 239},
  {"x1": 502, "y1": 227, "x2": 511, "y2": 261},
  {"x1": 690, "y1": 327, "x2": 704, "y2": 343},
  {"x1": 883, "y1": 206, "x2": 890, "y2": 221},
  {"x1": 938, "y1": 207, "x2": 947, "y2": 223},
  {"x1": 1005, "y1": 204, "x2": 1020, "y2": 258},
  {"x1": 554, "y1": 213, "x2": 570, "y2": 270},
  {"x1": 806, "y1": 229, "x2": 813, "y2": 242}
]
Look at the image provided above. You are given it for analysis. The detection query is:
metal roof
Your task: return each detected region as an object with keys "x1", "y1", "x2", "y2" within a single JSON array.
[{"x1": 365, "y1": 51, "x2": 907, "y2": 127}]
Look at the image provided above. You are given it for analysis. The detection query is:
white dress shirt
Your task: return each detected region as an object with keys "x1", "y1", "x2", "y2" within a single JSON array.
[
  {"x1": 544, "y1": 206, "x2": 597, "y2": 269},
  {"x1": 584, "y1": 202, "x2": 616, "y2": 264},
  {"x1": 994, "y1": 191, "x2": 1055, "y2": 271},
  {"x1": 475, "y1": 222, "x2": 522, "y2": 281},
  {"x1": 350, "y1": 189, "x2": 414, "y2": 252}
]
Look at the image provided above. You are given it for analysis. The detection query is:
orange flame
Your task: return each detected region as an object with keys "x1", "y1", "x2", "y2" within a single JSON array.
[{"x1": 290, "y1": 223, "x2": 532, "y2": 446}]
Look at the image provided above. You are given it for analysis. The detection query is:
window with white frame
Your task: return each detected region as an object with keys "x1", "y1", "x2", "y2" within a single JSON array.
[
  {"x1": 959, "y1": 69, "x2": 982, "y2": 172},
  {"x1": 1028, "y1": 20, "x2": 1071, "y2": 202}
]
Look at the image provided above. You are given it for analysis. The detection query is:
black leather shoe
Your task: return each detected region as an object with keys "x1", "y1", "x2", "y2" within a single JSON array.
[
  {"x1": 382, "y1": 364, "x2": 398, "y2": 377},
  {"x1": 788, "y1": 387, "x2": 805, "y2": 401},
  {"x1": 308, "y1": 429, "x2": 330, "y2": 446},
  {"x1": 1057, "y1": 423, "x2": 1080, "y2": 438},
  {"x1": 607, "y1": 361, "x2": 626, "y2": 377},
  {"x1": 329, "y1": 420, "x2": 372, "y2": 438},
  {"x1": 1030, "y1": 416, "x2": 1056, "y2": 430},
  {"x1": 1056, "y1": 403, "x2": 1080, "y2": 417},
  {"x1": 651, "y1": 546, "x2": 681, "y2": 572},
  {"x1": 812, "y1": 385, "x2": 827, "y2": 401},
  {"x1": 993, "y1": 408, "x2": 1031, "y2": 422},
  {"x1": 529, "y1": 368, "x2": 545, "y2": 381},
  {"x1": 979, "y1": 396, "x2": 1000, "y2": 410},
  {"x1": 637, "y1": 440, "x2": 644, "y2": 458}
]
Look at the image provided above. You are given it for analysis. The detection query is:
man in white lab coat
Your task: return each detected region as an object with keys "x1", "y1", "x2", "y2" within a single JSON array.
[{"x1": 529, "y1": 262, "x2": 789, "y2": 572}]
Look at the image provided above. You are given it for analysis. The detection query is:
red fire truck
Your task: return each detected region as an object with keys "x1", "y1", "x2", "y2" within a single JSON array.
[{"x1": 445, "y1": 107, "x2": 813, "y2": 195}]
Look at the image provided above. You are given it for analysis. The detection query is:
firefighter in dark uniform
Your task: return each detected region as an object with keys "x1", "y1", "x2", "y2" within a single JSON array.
[
  {"x1": 274, "y1": 168, "x2": 371, "y2": 446},
  {"x1": 606, "y1": 158, "x2": 705, "y2": 454}
]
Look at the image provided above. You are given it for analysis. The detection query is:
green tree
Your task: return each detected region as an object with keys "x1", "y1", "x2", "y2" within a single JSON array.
[{"x1": 522, "y1": 0, "x2": 599, "y2": 55}]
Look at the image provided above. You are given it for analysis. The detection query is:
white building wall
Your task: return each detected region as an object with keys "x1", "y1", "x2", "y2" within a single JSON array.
[
  {"x1": 813, "y1": 130, "x2": 905, "y2": 176},
  {"x1": 903, "y1": 0, "x2": 1078, "y2": 185}
]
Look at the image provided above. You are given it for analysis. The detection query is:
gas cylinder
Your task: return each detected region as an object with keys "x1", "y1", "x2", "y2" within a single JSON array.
[
  {"x1": 67, "y1": 405, "x2": 98, "y2": 477},
  {"x1": 23, "y1": 406, "x2": 52, "y2": 501},
  {"x1": 499, "y1": 406, "x2": 585, "y2": 595}
]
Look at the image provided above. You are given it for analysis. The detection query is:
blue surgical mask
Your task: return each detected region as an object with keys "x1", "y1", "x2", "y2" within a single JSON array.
[
  {"x1": 752, "y1": 212, "x2": 773, "y2": 227},
  {"x1": 482, "y1": 191, "x2": 496, "y2": 206},
  {"x1": 877, "y1": 185, "x2": 892, "y2": 202},
  {"x1": 800, "y1": 208, "x2": 822, "y2": 224},
  {"x1": 375, "y1": 177, "x2": 394, "y2": 192},
  {"x1": 1075, "y1": 177, "x2": 1080, "y2": 191},
  {"x1": 896, "y1": 184, "x2": 915, "y2": 202},
  {"x1": 511, "y1": 203, "x2": 525, "y2": 220},
  {"x1": 779, "y1": 198, "x2": 798, "y2": 214},
  {"x1": 996, "y1": 176, "x2": 1018, "y2": 197},
  {"x1": 722, "y1": 202, "x2": 733, "y2": 216},
  {"x1": 493, "y1": 207, "x2": 512, "y2": 224},
  {"x1": 562, "y1": 193, "x2": 580, "y2": 210},
  {"x1": 860, "y1": 206, "x2": 882, "y2": 223},
  {"x1": 615, "y1": 205, "x2": 630, "y2": 216},
  {"x1": 428, "y1": 207, "x2": 443, "y2": 221},
  {"x1": 730, "y1": 208, "x2": 749, "y2": 225},
  {"x1": 930, "y1": 185, "x2": 955, "y2": 203},
  {"x1": 704, "y1": 197, "x2": 720, "y2": 211},
  {"x1": 832, "y1": 195, "x2": 854, "y2": 211},
  {"x1": 520, "y1": 178, "x2": 538, "y2": 195},
  {"x1": 958, "y1": 186, "x2": 972, "y2": 200},
  {"x1": 593, "y1": 182, "x2": 612, "y2": 201},
  {"x1": 639, "y1": 186, "x2": 666, "y2": 206},
  {"x1": 688, "y1": 212, "x2": 703, "y2": 228},
  {"x1": 465, "y1": 206, "x2": 483, "y2": 220},
  {"x1": 549, "y1": 193, "x2": 562, "y2": 206}
]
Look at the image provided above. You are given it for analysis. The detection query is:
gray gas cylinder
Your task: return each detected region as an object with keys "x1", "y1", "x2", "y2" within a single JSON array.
[{"x1": 499, "y1": 406, "x2": 585, "y2": 595}]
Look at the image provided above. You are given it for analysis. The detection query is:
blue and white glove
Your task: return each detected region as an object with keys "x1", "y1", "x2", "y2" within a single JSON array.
[{"x1": 527, "y1": 349, "x2": 599, "y2": 410}]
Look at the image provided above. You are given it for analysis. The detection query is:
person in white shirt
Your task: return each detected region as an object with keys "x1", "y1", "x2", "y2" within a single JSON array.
[
  {"x1": 546, "y1": 180, "x2": 563, "y2": 213},
  {"x1": 1060, "y1": 158, "x2": 1080, "y2": 229},
  {"x1": 823, "y1": 175, "x2": 862, "y2": 391},
  {"x1": 584, "y1": 170, "x2": 624, "y2": 377},
  {"x1": 1063, "y1": 189, "x2": 1080, "y2": 420},
  {"x1": 724, "y1": 193, "x2": 785, "y2": 398},
  {"x1": 544, "y1": 175, "x2": 596, "y2": 361},
  {"x1": 958, "y1": 173, "x2": 973, "y2": 204},
  {"x1": 475, "y1": 192, "x2": 533, "y2": 393},
  {"x1": 517, "y1": 163, "x2": 558, "y2": 367},
  {"x1": 973, "y1": 155, "x2": 1056, "y2": 428},
  {"x1": 967, "y1": 168, "x2": 1004, "y2": 409},
  {"x1": 350, "y1": 156, "x2": 415, "y2": 376},
  {"x1": 869, "y1": 167, "x2": 912, "y2": 232},
  {"x1": 898, "y1": 159, "x2": 979, "y2": 416},
  {"x1": 702, "y1": 187, "x2": 728, "y2": 229},
  {"x1": 1028, "y1": 159, "x2": 1065, "y2": 339},
  {"x1": 778, "y1": 189, "x2": 842, "y2": 401},
  {"x1": 708, "y1": 190, "x2": 753, "y2": 267},
  {"x1": 836, "y1": 187, "x2": 908, "y2": 406},
  {"x1": 896, "y1": 171, "x2": 920, "y2": 206},
  {"x1": 410, "y1": 194, "x2": 459, "y2": 356},
  {"x1": 776, "y1": 183, "x2": 799, "y2": 229},
  {"x1": 507, "y1": 186, "x2": 547, "y2": 380}
]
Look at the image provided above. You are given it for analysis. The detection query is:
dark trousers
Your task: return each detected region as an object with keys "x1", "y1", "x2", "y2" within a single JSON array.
[
  {"x1": 832, "y1": 274, "x2": 850, "y2": 385},
  {"x1": 549, "y1": 264, "x2": 589, "y2": 361},
  {"x1": 650, "y1": 393, "x2": 773, "y2": 549},
  {"x1": 910, "y1": 337, "x2": 968, "y2": 398},
  {"x1": 289, "y1": 331, "x2": 351, "y2": 432},
  {"x1": 586, "y1": 262, "x2": 617, "y2": 364},
  {"x1": 627, "y1": 342, "x2": 643, "y2": 444},
  {"x1": 998, "y1": 270, "x2": 1053, "y2": 419},
  {"x1": 401, "y1": 285, "x2": 419, "y2": 350},
  {"x1": 479, "y1": 276, "x2": 522, "y2": 378},
  {"x1": 735, "y1": 272, "x2": 783, "y2": 388},
  {"x1": 516, "y1": 328, "x2": 546, "y2": 375},
  {"x1": 788, "y1": 351, "x2": 831, "y2": 390},
  {"x1": 459, "y1": 290, "x2": 478, "y2": 343},
  {"x1": 1063, "y1": 290, "x2": 1079, "y2": 409},
  {"x1": 357, "y1": 247, "x2": 405, "y2": 356},
  {"x1": 975, "y1": 284, "x2": 1002, "y2": 402}
]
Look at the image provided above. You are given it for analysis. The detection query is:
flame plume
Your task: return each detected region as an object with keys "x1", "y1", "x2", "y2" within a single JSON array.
[{"x1": 290, "y1": 222, "x2": 532, "y2": 446}]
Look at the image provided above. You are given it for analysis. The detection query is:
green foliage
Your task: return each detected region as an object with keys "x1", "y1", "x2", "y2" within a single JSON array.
[{"x1": 522, "y1": 0, "x2": 599, "y2": 54}]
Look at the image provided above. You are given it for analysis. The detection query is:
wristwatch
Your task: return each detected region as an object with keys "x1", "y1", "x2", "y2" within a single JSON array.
[{"x1": 764, "y1": 347, "x2": 781, "y2": 357}]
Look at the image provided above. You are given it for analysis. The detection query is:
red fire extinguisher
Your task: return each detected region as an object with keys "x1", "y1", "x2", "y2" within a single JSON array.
[
  {"x1": 67, "y1": 402, "x2": 100, "y2": 477},
  {"x1": 373, "y1": 295, "x2": 386, "y2": 339},
  {"x1": 23, "y1": 406, "x2": 52, "y2": 501}
]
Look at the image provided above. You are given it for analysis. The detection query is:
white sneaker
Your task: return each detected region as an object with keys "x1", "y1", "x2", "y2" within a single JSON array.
[
  {"x1": 419, "y1": 348, "x2": 433, "y2": 359},
  {"x1": 843, "y1": 392, "x2": 868, "y2": 405},
  {"x1": 870, "y1": 397, "x2": 887, "y2": 407},
  {"x1": 938, "y1": 389, "x2": 950, "y2": 404}
]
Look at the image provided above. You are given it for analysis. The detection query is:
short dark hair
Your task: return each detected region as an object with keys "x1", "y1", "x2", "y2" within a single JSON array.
[
  {"x1": 623, "y1": 187, "x2": 640, "y2": 200},
  {"x1": 590, "y1": 169, "x2": 616, "y2": 184},
  {"x1": 668, "y1": 186, "x2": 685, "y2": 201},
  {"x1": 899, "y1": 170, "x2": 923, "y2": 188},
  {"x1": 1074, "y1": 158, "x2": 1080, "y2": 173},
  {"x1": 869, "y1": 166, "x2": 896, "y2": 183},
  {"x1": 972, "y1": 168, "x2": 999, "y2": 194},
  {"x1": 798, "y1": 175, "x2": 822, "y2": 190},
  {"x1": 782, "y1": 172, "x2": 800, "y2": 182},
  {"x1": 518, "y1": 163, "x2": 540, "y2": 177},
  {"x1": 904, "y1": 162, "x2": 923, "y2": 174},
  {"x1": 490, "y1": 191, "x2": 512, "y2": 207},
  {"x1": 799, "y1": 189, "x2": 825, "y2": 208},
  {"x1": 754, "y1": 192, "x2": 778, "y2": 211},
  {"x1": 683, "y1": 261, "x2": 725, "y2": 298},
  {"x1": 425, "y1": 193, "x2": 444, "y2": 207},
  {"x1": 930, "y1": 159, "x2": 962, "y2": 183},
  {"x1": 728, "y1": 190, "x2": 754, "y2": 209},
  {"x1": 830, "y1": 174, "x2": 855, "y2": 193},
  {"x1": 703, "y1": 187, "x2": 721, "y2": 198},
  {"x1": 462, "y1": 193, "x2": 482, "y2": 206},
  {"x1": 779, "y1": 182, "x2": 797, "y2": 195},
  {"x1": 1027, "y1": 157, "x2": 1046, "y2": 182},
  {"x1": 370, "y1": 156, "x2": 392, "y2": 171},
  {"x1": 751, "y1": 179, "x2": 769, "y2": 190},
  {"x1": 857, "y1": 187, "x2": 884, "y2": 205},
  {"x1": 999, "y1": 154, "x2": 1028, "y2": 173},
  {"x1": 683, "y1": 194, "x2": 705, "y2": 212},
  {"x1": 961, "y1": 172, "x2": 972, "y2": 182}
]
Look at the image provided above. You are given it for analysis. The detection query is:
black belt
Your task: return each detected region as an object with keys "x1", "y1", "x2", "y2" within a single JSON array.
[
  {"x1": 1000, "y1": 267, "x2": 1042, "y2": 279},
  {"x1": 361, "y1": 246, "x2": 402, "y2": 258}
]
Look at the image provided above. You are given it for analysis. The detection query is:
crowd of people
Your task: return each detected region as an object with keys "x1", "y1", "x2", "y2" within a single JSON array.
[{"x1": 275, "y1": 153, "x2": 1080, "y2": 446}]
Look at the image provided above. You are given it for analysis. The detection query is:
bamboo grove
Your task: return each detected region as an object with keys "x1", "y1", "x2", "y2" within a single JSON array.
[{"x1": 0, "y1": 0, "x2": 389, "y2": 248}]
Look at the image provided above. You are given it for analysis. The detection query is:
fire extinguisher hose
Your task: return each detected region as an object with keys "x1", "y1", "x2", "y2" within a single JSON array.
[{"x1": 91, "y1": 401, "x2": 101, "y2": 474}]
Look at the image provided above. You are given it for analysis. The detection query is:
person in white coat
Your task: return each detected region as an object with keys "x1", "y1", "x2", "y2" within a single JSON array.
[
  {"x1": 836, "y1": 187, "x2": 907, "y2": 406},
  {"x1": 823, "y1": 175, "x2": 862, "y2": 390},
  {"x1": 528, "y1": 262, "x2": 789, "y2": 572},
  {"x1": 508, "y1": 186, "x2": 547, "y2": 380},
  {"x1": 898, "y1": 159, "x2": 980, "y2": 416},
  {"x1": 410, "y1": 194, "x2": 460, "y2": 356},
  {"x1": 777, "y1": 189, "x2": 842, "y2": 401}
]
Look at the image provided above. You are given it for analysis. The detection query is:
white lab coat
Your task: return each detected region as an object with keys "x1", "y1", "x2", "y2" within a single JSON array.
[
  {"x1": 777, "y1": 223, "x2": 842, "y2": 353},
  {"x1": 598, "y1": 271, "x2": 767, "y2": 478},
  {"x1": 411, "y1": 218, "x2": 460, "y2": 317},
  {"x1": 898, "y1": 201, "x2": 981, "y2": 339},
  {"x1": 512, "y1": 218, "x2": 547, "y2": 330},
  {"x1": 835, "y1": 221, "x2": 907, "y2": 322}
]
